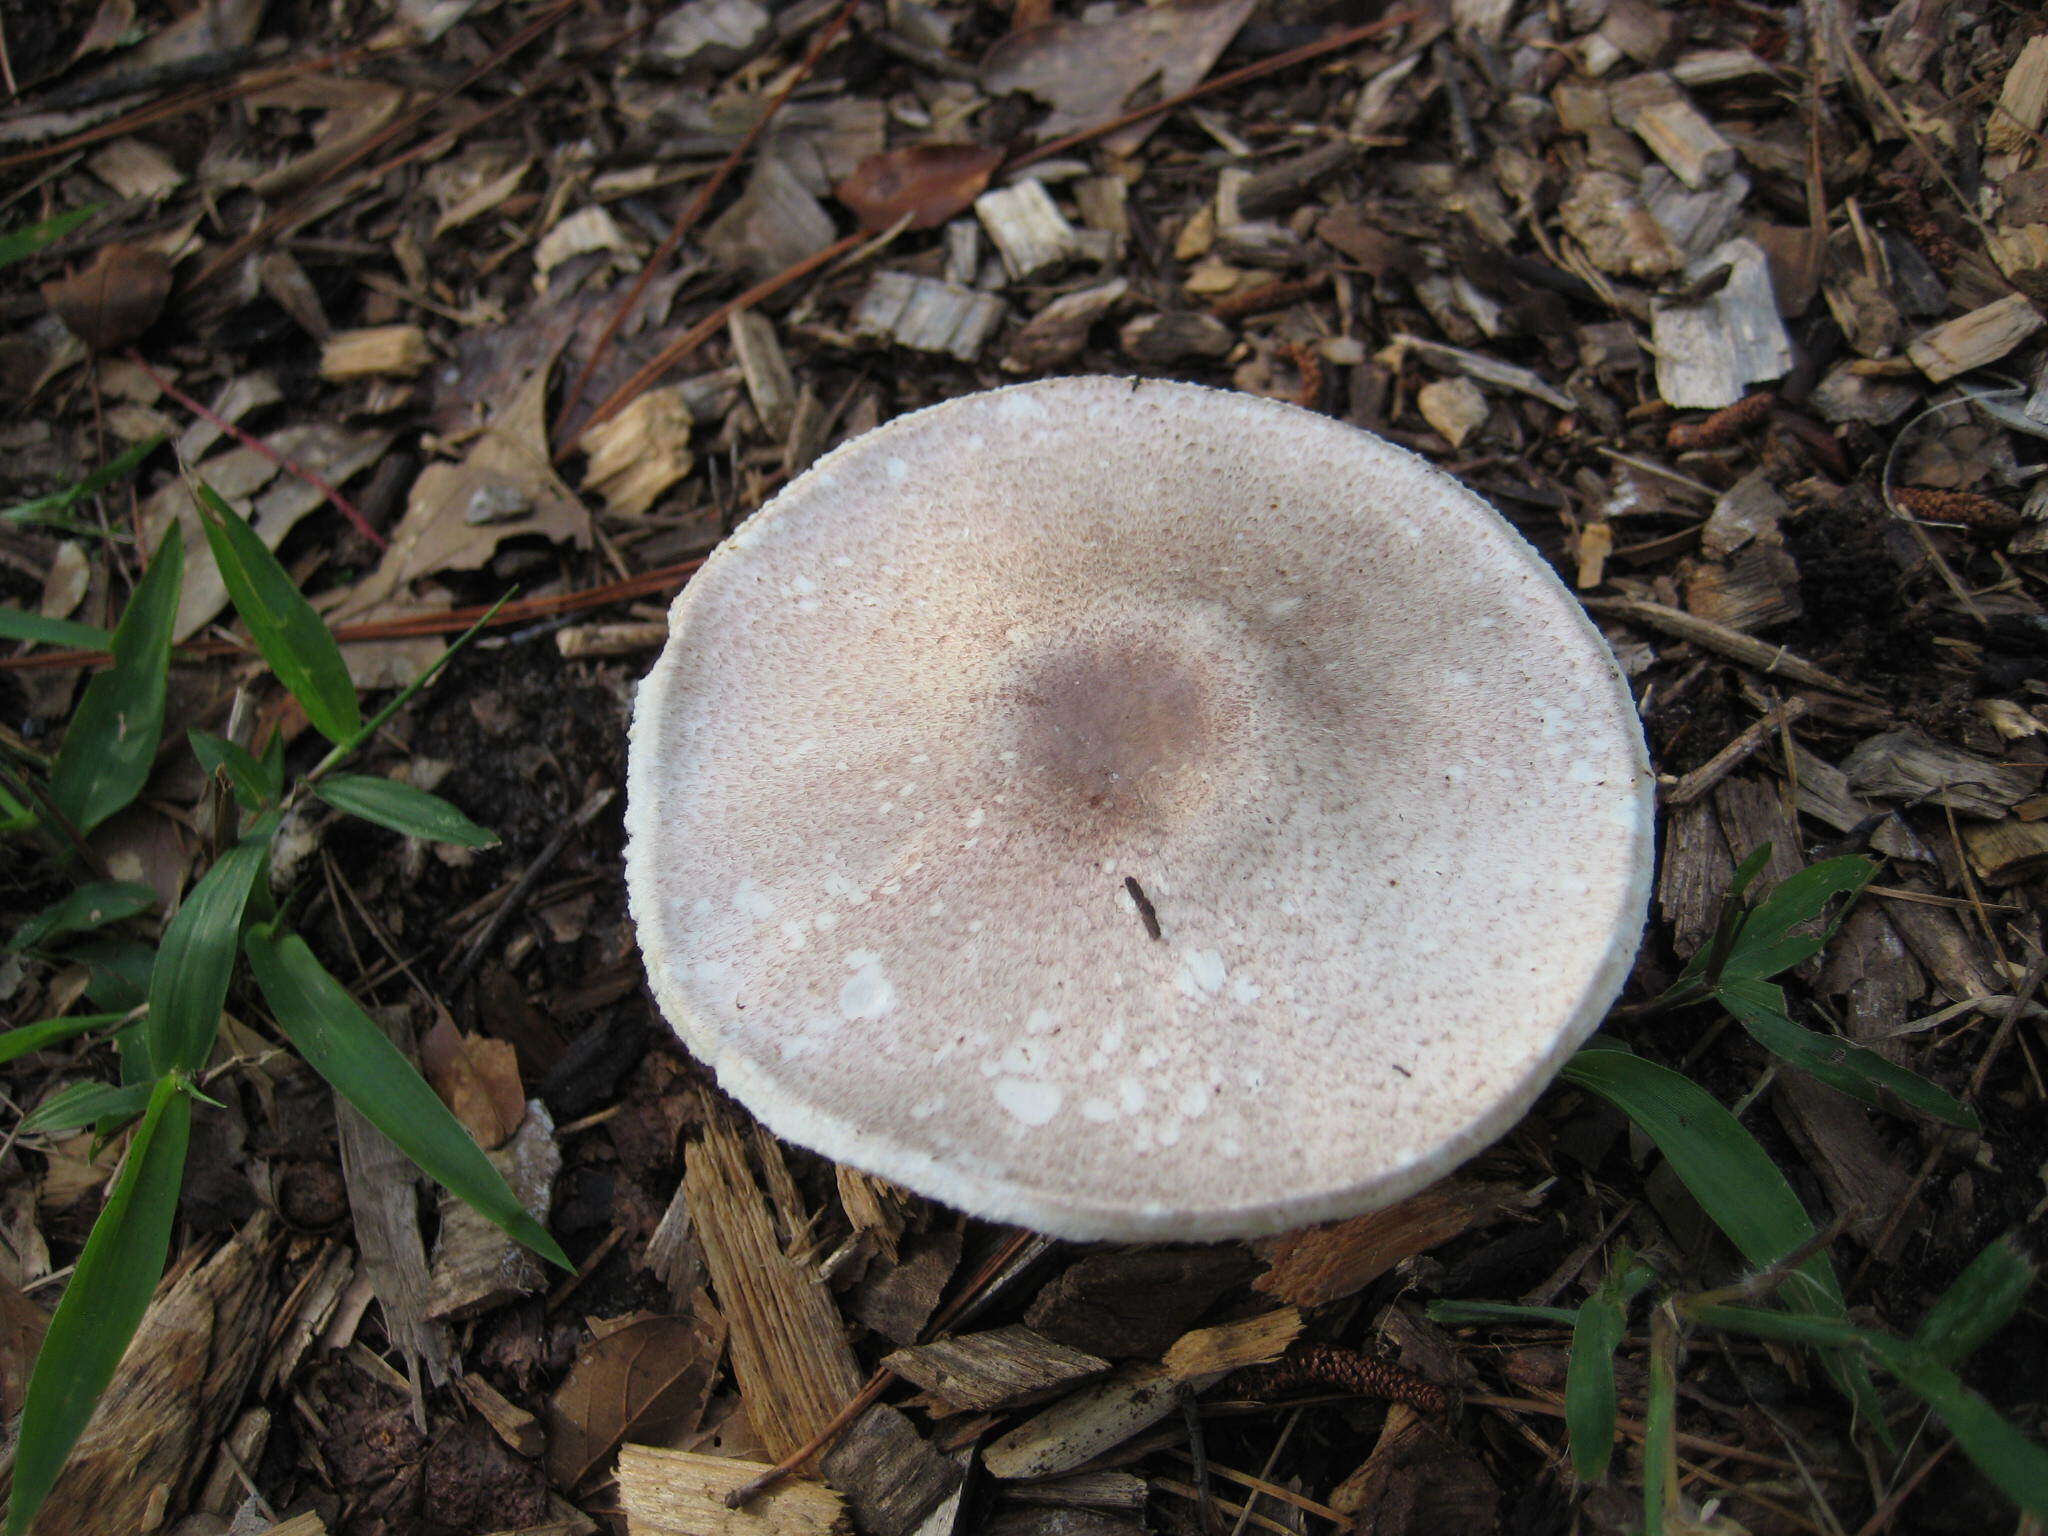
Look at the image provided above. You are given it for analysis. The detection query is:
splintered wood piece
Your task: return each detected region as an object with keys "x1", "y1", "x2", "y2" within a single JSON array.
[
  {"x1": 1658, "y1": 796, "x2": 1734, "y2": 958},
  {"x1": 1842, "y1": 728, "x2": 2045, "y2": 818},
  {"x1": 1162, "y1": 1308, "x2": 1302, "y2": 1380},
  {"x1": 1962, "y1": 817, "x2": 2048, "y2": 884},
  {"x1": 818, "y1": 1403, "x2": 963, "y2": 1536},
  {"x1": 975, "y1": 180, "x2": 1081, "y2": 281},
  {"x1": 686, "y1": 1109, "x2": 864, "y2": 1458},
  {"x1": 850, "y1": 273, "x2": 1007, "y2": 361},
  {"x1": 1328, "y1": 1404, "x2": 1500, "y2": 1532},
  {"x1": 426, "y1": 1101, "x2": 560, "y2": 1320},
  {"x1": 1906, "y1": 293, "x2": 2045, "y2": 382},
  {"x1": 1005, "y1": 1471, "x2": 1150, "y2": 1510},
  {"x1": 581, "y1": 385, "x2": 696, "y2": 517},
  {"x1": 197, "y1": 1405, "x2": 272, "y2": 1514},
  {"x1": 335, "y1": 1011, "x2": 451, "y2": 1386},
  {"x1": 260, "y1": 1242, "x2": 354, "y2": 1396},
  {"x1": 1253, "y1": 1182, "x2": 1523, "y2": 1307},
  {"x1": 458, "y1": 1370, "x2": 547, "y2": 1459},
  {"x1": 1651, "y1": 238, "x2": 1792, "y2": 408},
  {"x1": 320, "y1": 325, "x2": 433, "y2": 380},
  {"x1": 618, "y1": 1444, "x2": 851, "y2": 1534},
  {"x1": 851, "y1": 1228, "x2": 962, "y2": 1345},
  {"x1": 255, "y1": 1516, "x2": 330, "y2": 1536},
  {"x1": 835, "y1": 1166, "x2": 911, "y2": 1262},
  {"x1": 1878, "y1": 884, "x2": 2006, "y2": 1003},
  {"x1": 730, "y1": 310, "x2": 798, "y2": 438},
  {"x1": 882, "y1": 1326, "x2": 1111, "y2": 1412},
  {"x1": 35, "y1": 1216, "x2": 278, "y2": 1536},
  {"x1": 1628, "y1": 99, "x2": 1736, "y2": 189},
  {"x1": 1681, "y1": 541, "x2": 1804, "y2": 632},
  {"x1": 1560, "y1": 170, "x2": 1684, "y2": 279},
  {"x1": 1987, "y1": 36, "x2": 2048, "y2": 154},
  {"x1": 980, "y1": 1364, "x2": 1180, "y2": 1481}
]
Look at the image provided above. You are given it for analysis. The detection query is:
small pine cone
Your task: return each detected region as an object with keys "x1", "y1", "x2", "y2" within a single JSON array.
[
  {"x1": 1231, "y1": 1342, "x2": 1450, "y2": 1416},
  {"x1": 1666, "y1": 391, "x2": 1776, "y2": 451},
  {"x1": 1891, "y1": 484, "x2": 2023, "y2": 533}
]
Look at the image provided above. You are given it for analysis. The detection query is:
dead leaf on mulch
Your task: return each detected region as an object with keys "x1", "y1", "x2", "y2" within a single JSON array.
[
  {"x1": 983, "y1": 0, "x2": 1258, "y2": 154},
  {"x1": 43, "y1": 244, "x2": 173, "y2": 351},
  {"x1": 420, "y1": 1015, "x2": 526, "y2": 1151},
  {"x1": 837, "y1": 145, "x2": 1005, "y2": 233},
  {"x1": 545, "y1": 1310, "x2": 727, "y2": 1490}
]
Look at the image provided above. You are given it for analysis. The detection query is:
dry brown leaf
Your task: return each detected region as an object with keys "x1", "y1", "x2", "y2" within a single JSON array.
[
  {"x1": 836, "y1": 145, "x2": 1005, "y2": 233},
  {"x1": 43, "y1": 244, "x2": 173, "y2": 351},
  {"x1": 0, "y1": 1273, "x2": 47, "y2": 1423},
  {"x1": 546, "y1": 1312, "x2": 726, "y2": 1490},
  {"x1": 983, "y1": 0, "x2": 1258, "y2": 155},
  {"x1": 1253, "y1": 1182, "x2": 1523, "y2": 1308},
  {"x1": 419, "y1": 1016, "x2": 525, "y2": 1151}
]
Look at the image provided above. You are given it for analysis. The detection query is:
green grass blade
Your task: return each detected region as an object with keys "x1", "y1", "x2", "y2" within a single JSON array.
[
  {"x1": 1915, "y1": 1236, "x2": 2037, "y2": 1367},
  {"x1": 1563, "y1": 1048, "x2": 1843, "y2": 1317},
  {"x1": 1720, "y1": 978, "x2": 1977, "y2": 1129},
  {"x1": 0, "y1": 610, "x2": 112, "y2": 650},
  {"x1": 188, "y1": 729, "x2": 281, "y2": 812},
  {"x1": 146, "y1": 820, "x2": 276, "y2": 1075},
  {"x1": 1426, "y1": 1299, "x2": 1580, "y2": 1327},
  {"x1": 1683, "y1": 1301, "x2": 1865, "y2": 1348},
  {"x1": 1566, "y1": 1260, "x2": 1651, "y2": 1483},
  {"x1": 312, "y1": 774, "x2": 499, "y2": 847},
  {"x1": 19, "y1": 1080, "x2": 152, "y2": 1136},
  {"x1": 1864, "y1": 1336, "x2": 2048, "y2": 1517},
  {"x1": 1643, "y1": 1306, "x2": 1679, "y2": 1536},
  {"x1": 48, "y1": 533, "x2": 182, "y2": 834},
  {"x1": 1, "y1": 435, "x2": 162, "y2": 534},
  {"x1": 1724, "y1": 856, "x2": 1877, "y2": 980},
  {"x1": 0, "y1": 207, "x2": 96, "y2": 268},
  {"x1": 9, "y1": 881, "x2": 157, "y2": 953},
  {"x1": 191, "y1": 481, "x2": 361, "y2": 747},
  {"x1": 0, "y1": 1014, "x2": 123, "y2": 1068},
  {"x1": 243, "y1": 922, "x2": 570, "y2": 1270},
  {"x1": 6, "y1": 1073, "x2": 189, "y2": 1536}
]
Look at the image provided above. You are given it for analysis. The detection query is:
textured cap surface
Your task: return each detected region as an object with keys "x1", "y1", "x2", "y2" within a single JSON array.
[{"x1": 625, "y1": 377, "x2": 1654, "y2": 1239}]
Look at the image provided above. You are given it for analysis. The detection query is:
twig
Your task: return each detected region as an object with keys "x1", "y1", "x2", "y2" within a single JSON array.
[
  {"x1": 553, "y1": 0, "x2": 863, "y2": 445},
  {"x1": 128, "y1": 352, "x2": 385, "y2": 548},
  {"x1": 445, "y1": 786, "x2": 617, "y2": 986},
  {"x1": 1666, "y1": 696, "x2": 1812, "y2": 806}
]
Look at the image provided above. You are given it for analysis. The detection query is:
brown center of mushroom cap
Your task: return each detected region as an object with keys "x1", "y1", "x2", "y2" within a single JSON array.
[{"x1": 1003, "y1": 621, "x2": 1247, "y2": 833}]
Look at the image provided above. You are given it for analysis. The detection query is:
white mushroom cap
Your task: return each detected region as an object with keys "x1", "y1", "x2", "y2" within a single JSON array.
[{"x1": 625, "y1": 377, "x2": 1653, "y2": 1241}]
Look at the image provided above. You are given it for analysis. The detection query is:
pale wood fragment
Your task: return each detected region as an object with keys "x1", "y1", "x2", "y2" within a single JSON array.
[
  {"x1": 427, "y1": 1101, "x2": 560, "y2": 1320},
  {"x1": 197, "y1": 1405, "x2": 272, "y2": 1514},
  {"x1": 256, "y1": 1516, "x2": 330, "y2": 1536},
  {"x1": 975, "y1": 180, "x2": 1079, "y2": 280},
  {"x1": 1162, "y1": 1308, "x2": 1302, "y2": 1379},
  {"x1": 980, "y1": 1364, "x2": 1180, "y2": 1481},
  {"x1": 1385, "y1": 333, "x2": 1575, "y2": 409},
  {"x1": 883, "y1": 1326, "x2": 1111, "y2": 1412},
  {"x1": 534, "y1": 205, "x2": 632, "y2": 282},
  {"x1": 850, "y1": 273, "x2": 1006, "y2": 361},
  {"x1": 320, "y1": 324, "x2": 431, "y2": 380},
  {"x1": 1002, "y1": 279, "x2": 1127, "y2": 372},
  {"x1": 686, "y1": 1108, "x2": 864, "y2": 1458},
  {"x1": 1962, "y1": 816, "x2": 2048, "y2": 884},
  {"x1": 580, "y1": 385, "x2": 695, "y2": 517},
  {"x1": 1842, "y1": 728, "x2": 2044, "y2": 818},
  {"x1": 36, "y1": 1216, "x2": 277, "y2": 1536},
  {"x1": 1416, "y1": 376, "x2": 1488, "y2": 447},
  {"x1": 730, "y1": 310, "x2": 797, "y2": 438},
  {"x1": 458, "y1": 1369, "x2": 547, "y2": 1458},
  {"x1": 835, "y1": 1166, "x2": 911, "y2": 1262},
  {"x1": 1005, "y1": 1471, "x2": 1150, "y2": 1510},
  {"x1": 1659, "y1": 797, "x2": 1733, "y2": 958},
  {"x1": 1987, "y1": 35, "x2": 2048, "y2": 154},
  {"x1": 1906, "y1": 293, "x2": 2045, "y2": 383},
  {"x1": 618, "y1": 1444, "x2": 850, "y2": 1535},
  {"x1": 1253, "y1": 1184, "x2": 1523, "y2": 1307},
  {"x1": 1629, "y1": 99, "x2": 1736, "y2": 189},
  {"x1": 1650, "y1": 239, "x2": 1792, "y2": 407}
]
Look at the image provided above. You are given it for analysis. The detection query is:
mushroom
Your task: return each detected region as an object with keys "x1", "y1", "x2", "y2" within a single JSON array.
[{"x1": 625, "y1": 377, "x2": 1653, "y2": 1240}]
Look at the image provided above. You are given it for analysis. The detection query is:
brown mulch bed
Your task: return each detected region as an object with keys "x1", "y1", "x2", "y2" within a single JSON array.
[{"x1": 3, "y1": 0, "x2": 2048, "y2": 1532}]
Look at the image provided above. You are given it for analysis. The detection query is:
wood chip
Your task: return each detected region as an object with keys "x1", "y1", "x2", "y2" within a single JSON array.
[
  {"x1": 1986, "y1": 35, "x2": 2048, "y2": 155},
  {"x1": 686, "y1": 1108, "x2": 864, "y2": 1458},
  {"x1": 850, "y1": 273, "x2": 1006, "y2": 361},
  {"x1": 1253, "y1": 1182, "x2": 1523, "y2": 1307},
  {"x1": 980, "y1": 1364, "x2": 1181, "y2": 1482},
  {"x1": 35, "y1": 1216, "x2": 277, "y2": 1535},
  {"x1": 582, "y1": 384, "x2": 697, "y2": 516},
  {"x1": 883, "y1": 1326, "x2": 1111, "y2": 1412},
  {"x1": 1024, "y1": 1246, "x2": 1256, "y2": 1359},
  {"x1": 1650, "y1": 238, "x2": 1792, "y2": 408},
  {"x1": 320, "y1": 324, "x2": 431, "y2": 381},
  {"x1": 1162, "y1": 1308, "x2": 1302, "y2": 1380},
  {"x1": 617, "y1": 1444, "x2": 850, "y2": 1535},
  {"x1": 819, "y1": 1403, "x2": 963, "y2": 1536},
  {"x1": 1416, "y1": 376, "x2": 1489, "y2": 447},
  {"x1": 1906, "y1": 293, "x2": 2045, "y2": 383},
  {"x1": 1385, "y1": 333, "x2": 1575, "y2": 409},
  {"x1": 1962, "y1": 816, "x2": 2048, "y2": 884},
  {"x1": 1119, "y1": 310, "x2": 1235, "y2": 364},
  {"x1": 459, "y1": 1370, "x2": 547, "y2": 1459},
  {"x1": 976, "y1": 180, "x2": 1080, "y2": 281},
  {"x1": 426, "y1": 1101, "x2": 560, "y2": 1320},
  {"x1": 1841, "y1": 728, "x2": 2044, "y2": 818},
  {"x1": 535, "y1": 205, "x2": 633, "y2": 283},
  {"x1": 730, "y1": 309, "x2": 798, "y2": 438},
  {"x1": 1002, "y1": 279, "x2": 1127, "y2": 373}
]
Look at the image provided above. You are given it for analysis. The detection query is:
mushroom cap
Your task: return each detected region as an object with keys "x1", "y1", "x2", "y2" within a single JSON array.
[{"x1": 625, "y1": 377, "x2": 1654, "y2": 1240}]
